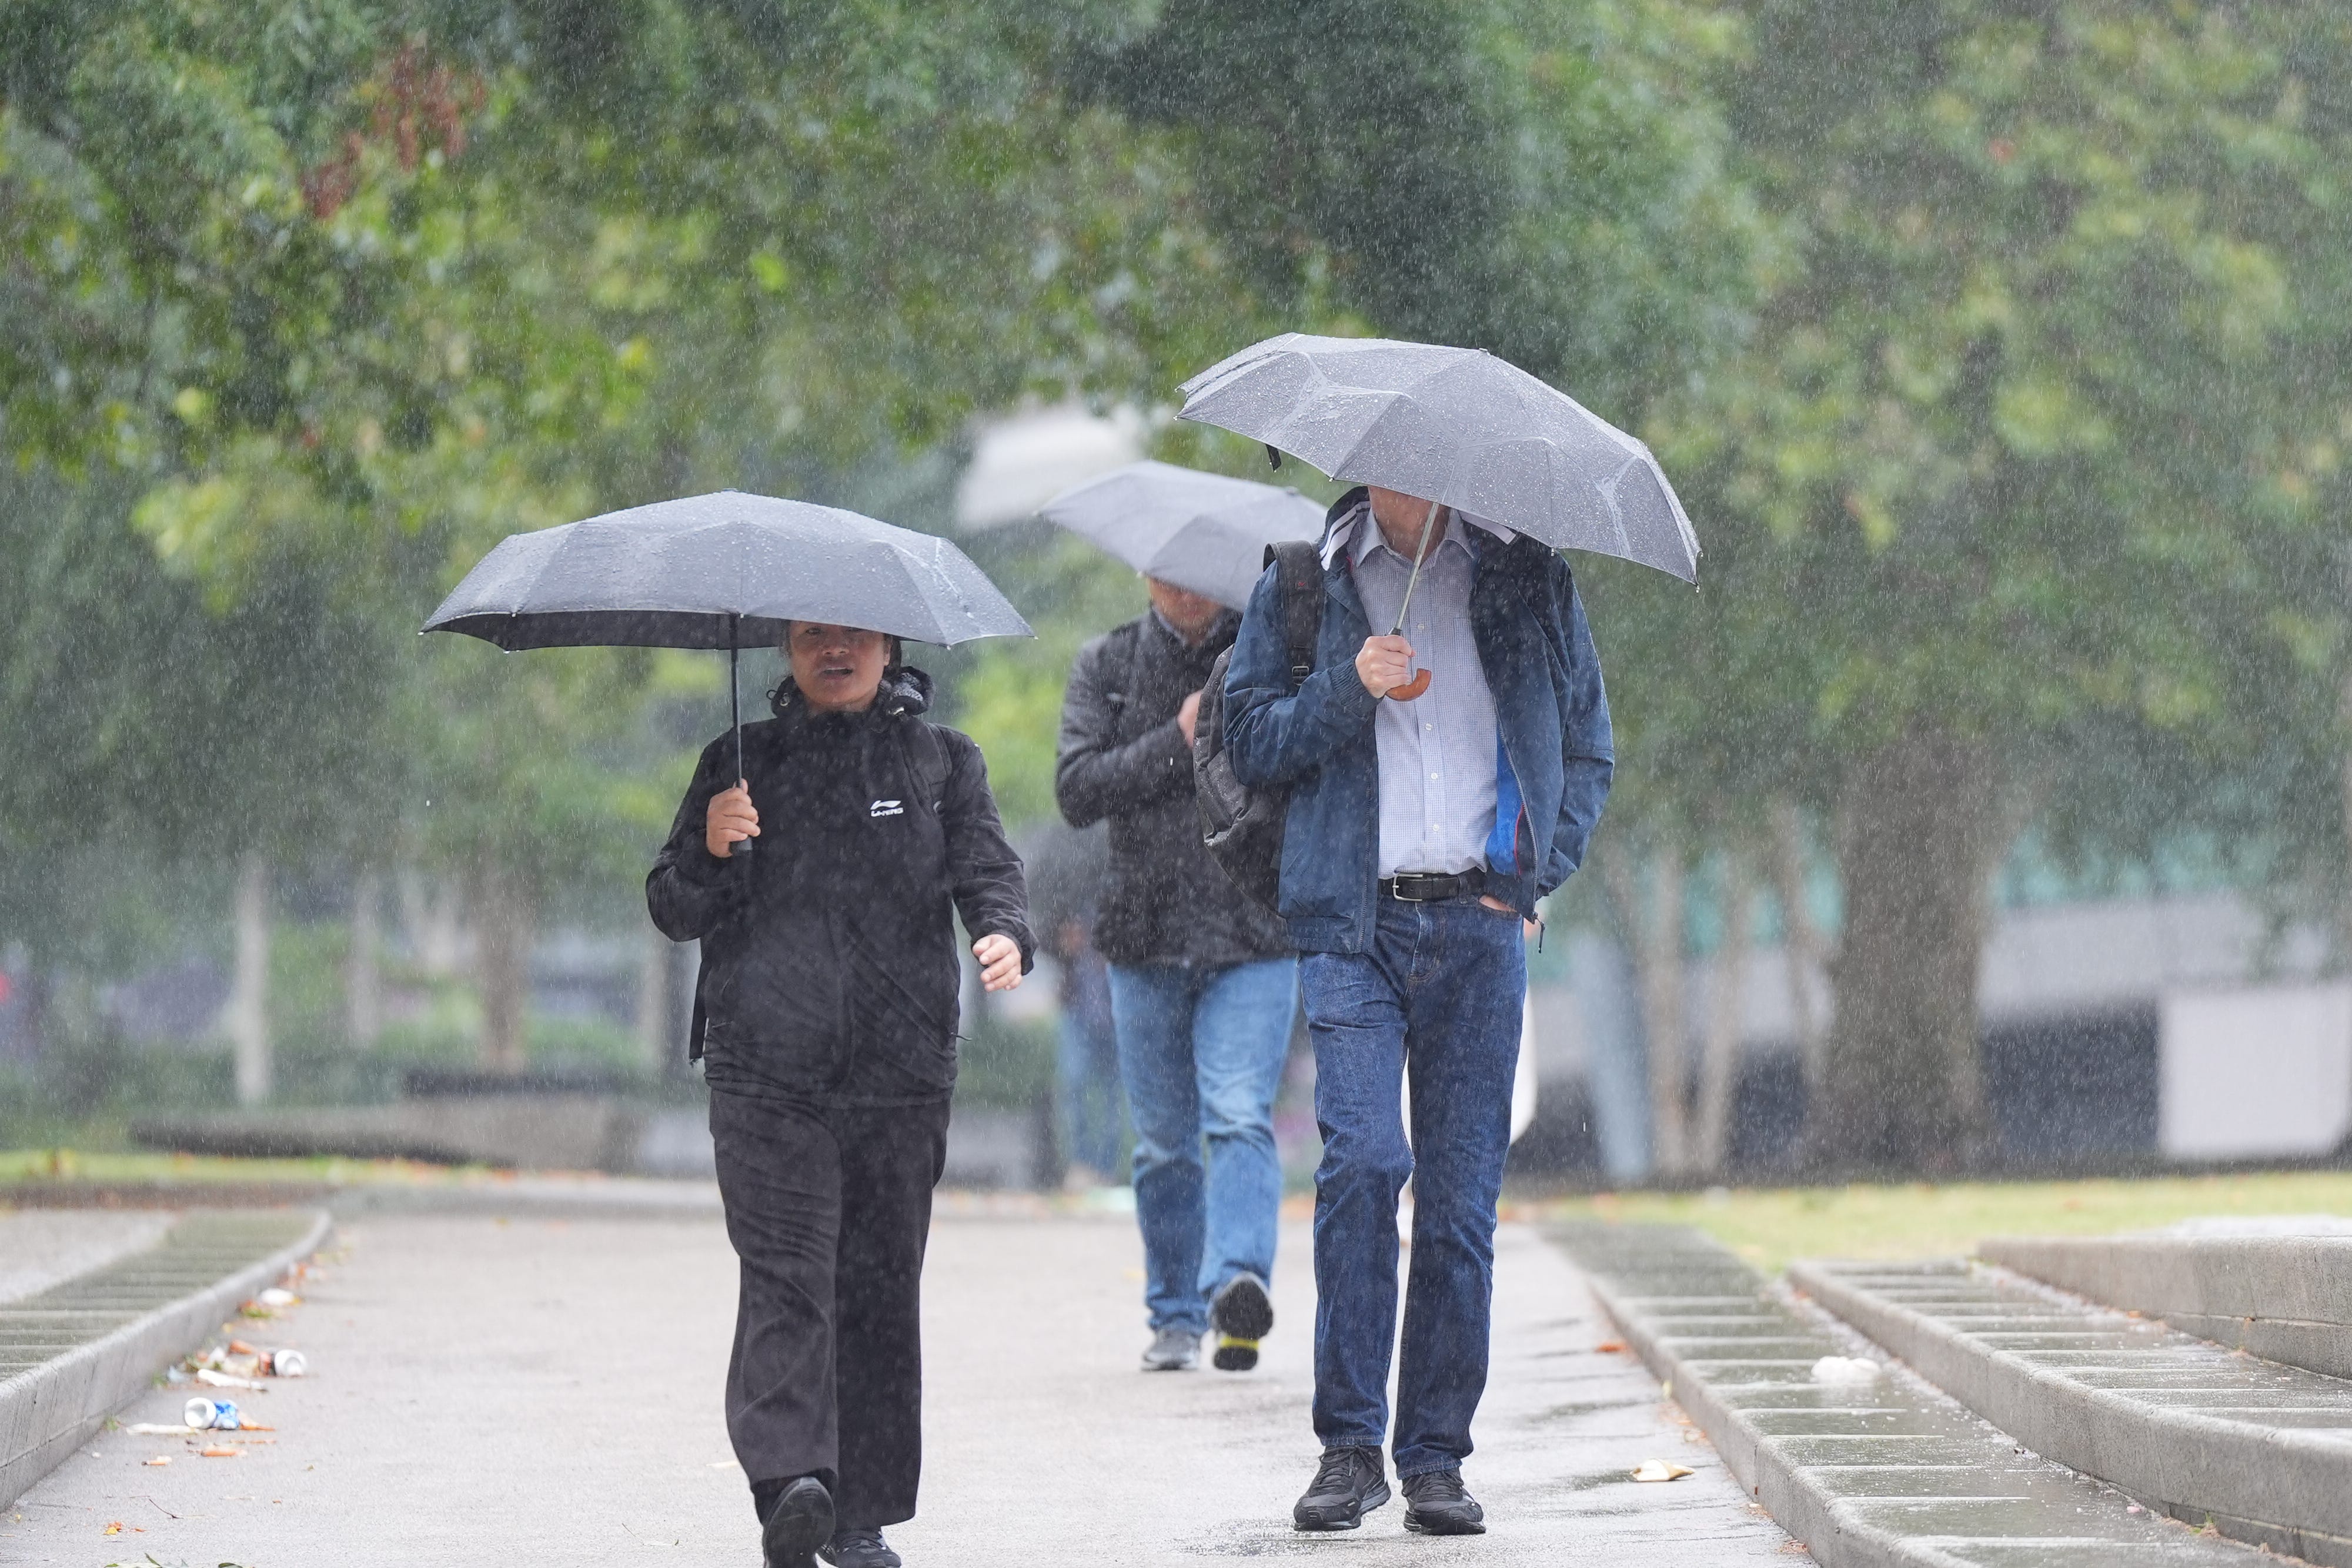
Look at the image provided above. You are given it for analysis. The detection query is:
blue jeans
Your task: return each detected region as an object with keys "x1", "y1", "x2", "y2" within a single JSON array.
[
  {"x1": 1107, "y1": 958, "x2": 1298, "y2": 1333},
  {"x1": 1057, "y1": 1008, "x2": 1126, "y2": 1178},
  {"x1": 1303, "y1": 897, "x2": 1525, "y2": 1477}
]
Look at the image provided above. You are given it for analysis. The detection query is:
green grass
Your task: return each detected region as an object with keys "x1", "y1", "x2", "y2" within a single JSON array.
[
  {"x1": 1525, "y1": 1170, "x2": 2352, "y2": 1276},
  {"x1": 0, "y1": 1148, "x2": 495, "y2": 1187}
]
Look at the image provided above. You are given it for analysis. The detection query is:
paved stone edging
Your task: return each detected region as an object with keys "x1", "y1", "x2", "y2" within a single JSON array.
[
  {"x1": 1982, "y1": 1233, "x2": 2352, "y2": 1382},
  {"x1": 1552, "y1": 1223, "x2": 2261, "y2": 1568},
  {"x1": 1, "y1": 1208, "x2": 329, "y2": 1509},
  {"x1": 1791, "y1": 1257, "x2": 2352, "y2": 1567}
]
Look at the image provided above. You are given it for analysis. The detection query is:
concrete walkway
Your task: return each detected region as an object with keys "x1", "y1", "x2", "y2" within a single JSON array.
[{"x1": 3, "y1": 1208, "x2": 1799, "y2": 1566}]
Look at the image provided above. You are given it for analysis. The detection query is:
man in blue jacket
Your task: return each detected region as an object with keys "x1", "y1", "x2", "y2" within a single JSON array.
[{"x1": 1223, "y1": 484, "x2": 1612, "y2": 1536}]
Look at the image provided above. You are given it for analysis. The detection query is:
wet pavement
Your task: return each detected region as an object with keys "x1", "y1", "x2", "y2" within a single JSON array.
[{"x1": 4, "y1": 1206, "x2": 1798, "y2": 1566}]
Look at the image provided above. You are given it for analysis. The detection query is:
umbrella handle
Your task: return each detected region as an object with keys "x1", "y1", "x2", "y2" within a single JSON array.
[
  {"x1": 1382, "y1": 497, "x2": 1444, "y2": 703},
  {"x1": 729, "y1": 629, "x2": 754, "y2": 868}
]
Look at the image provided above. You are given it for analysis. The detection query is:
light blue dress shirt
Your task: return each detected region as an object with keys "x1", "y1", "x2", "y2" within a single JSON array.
[{"x1": 1327, "y1": 500, "x2": 1513, "y2": 878}]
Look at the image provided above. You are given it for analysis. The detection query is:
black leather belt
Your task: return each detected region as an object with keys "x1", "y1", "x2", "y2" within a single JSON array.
[{"x1": 1381, "y1": 869, "x2": 1485, "y2": 902}]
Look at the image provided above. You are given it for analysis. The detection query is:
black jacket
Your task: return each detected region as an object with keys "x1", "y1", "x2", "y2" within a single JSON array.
[
  {"x1": 647, "y1": 668, "x2": 1034, "y2": 1105},
  {"x1": 1054, "y1": 611, "x2": 1291, "y2": 968}
]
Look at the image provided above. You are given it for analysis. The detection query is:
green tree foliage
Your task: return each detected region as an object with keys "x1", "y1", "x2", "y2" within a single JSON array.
[{"x1": 1633, "y1": 0, "x2": 2352, "y2": 1166}]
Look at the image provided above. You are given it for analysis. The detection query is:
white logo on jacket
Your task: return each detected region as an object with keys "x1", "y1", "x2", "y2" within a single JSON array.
[{"x1": 869, "y1": 799, "x2": 904, "y2": 818}]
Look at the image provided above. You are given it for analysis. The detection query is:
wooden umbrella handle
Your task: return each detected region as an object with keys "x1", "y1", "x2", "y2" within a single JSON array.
[{"x1": 1382, "y1": 498, "x2": 1443, "y2": 704}]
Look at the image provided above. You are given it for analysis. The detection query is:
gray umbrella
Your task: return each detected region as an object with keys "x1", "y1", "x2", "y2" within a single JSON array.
[
  {"x1": 1038, "y1": 460, "x2": 1325, "y2": 611},
  {"x1": 422, "y1": 490, "x2": 1031, "y2": 862},
  {"x1": 1176, "y1": 333, "x2": 1701, "y2": 584}
]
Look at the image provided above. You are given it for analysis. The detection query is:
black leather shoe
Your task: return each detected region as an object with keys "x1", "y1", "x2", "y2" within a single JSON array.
[
  {"x1": 819, "y1": 1527, "x2": 901, "y2": 1568},
  {"x1": 762, "y1": 1476, "x2": 834, "y2": 1568},
  {"x1": 1210, "y1": 1272, "x2": 1274, "y2": 1371},
  {"x1": 1402, "y1": 1467, "x2": 1485, "y2": 1535},
  {"x1": 1292, "y1": 1446, "x2": 1390, "y2": 1531}
]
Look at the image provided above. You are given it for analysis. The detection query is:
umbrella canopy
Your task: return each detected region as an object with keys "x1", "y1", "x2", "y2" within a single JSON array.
[
  {"x1": 1176, "y1": 333, "x2": 1700, "y2": 583},
  {"x1": 422, "y1": 490, "x2": 1033, "y2": 651},
  {"x1": 1038, "y1": 460, "x2": 1325, "y2": 611},
  {"x1": 422, "y1": 492, "x2": 1031, "y2": 867}
]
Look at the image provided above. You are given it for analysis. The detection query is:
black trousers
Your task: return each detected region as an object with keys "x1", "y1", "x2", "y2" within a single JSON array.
[{"x1": 709, "y1": 1086, "x2": 950, "y2": 1530}]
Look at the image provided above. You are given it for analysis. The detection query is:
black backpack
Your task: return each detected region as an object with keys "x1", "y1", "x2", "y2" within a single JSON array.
[{"x1": 1193, "y1": 540, "x2": 1325, "y2": 913}]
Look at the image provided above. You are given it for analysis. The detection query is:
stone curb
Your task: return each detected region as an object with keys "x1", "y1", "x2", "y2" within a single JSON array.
[
  {"x1": 1980, "y1": 1234, "x2": 2352, "y2": 1382},
  {"x1": 1791, "y1": 1258, "x2": 2352, "y2": 1567},
  {"x1": 1552, "y1": 1224, "x2": 2261, "y2": 1568},
  {"x1": 0, "y1": 1208, "x2": 330, "y2": 1510}
]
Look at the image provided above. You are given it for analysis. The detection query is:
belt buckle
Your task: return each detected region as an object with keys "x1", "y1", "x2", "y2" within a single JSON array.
[{"x1": 1390, "y1": 874, "x2": 1438, "y2": 903}]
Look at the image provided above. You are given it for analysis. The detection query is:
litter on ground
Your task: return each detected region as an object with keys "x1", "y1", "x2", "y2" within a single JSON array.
[{"x1": 1809, "y1": 1355, "x2": 1882, "y2": 1385}]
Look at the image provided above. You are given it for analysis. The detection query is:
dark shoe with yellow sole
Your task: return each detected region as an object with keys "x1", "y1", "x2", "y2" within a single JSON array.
[{"x1": 1210, "y1": 1271, "x2": 1273, "y2": 1371}]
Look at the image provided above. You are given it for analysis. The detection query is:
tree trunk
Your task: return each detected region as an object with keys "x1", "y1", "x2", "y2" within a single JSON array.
[
  {"x1": 2340, "y1": 670, "x2": 2352, "y2": 968},
  {"x1": 1768, "y1": 799, "x2": 1830, "y2": 1115},
  {"x1": 1605, "y1": 842, "x2": 1690, "y2": 1177},
  {"x1": 2338, "y1": 671, "x2": 2352, "y2": 1154},
  {"x1": 229, "y1": 853, "x2": 272, "y2": 1106},
  {"x1": 1810, "y1": 726, "x2": 2000, "y2": 1172},
  {"x1": 347, "y1": 872, "x2": 383, "y2": 1050},
  {"x1": 635, "y1": 926, "x2": 671, "y2": 1074},
  {"x1": 1693, "y1": 852, "x2": 1756, "y2": 1175},
  {"x1": 400, "y1": 867, "x2": 466, "y2": 977},
  {"x1": 473, "y1": 864, "x2": 536, "y2": 1076},
  {"x1": 663, "y1": 939, "x2": 700, "y2": 1083}
]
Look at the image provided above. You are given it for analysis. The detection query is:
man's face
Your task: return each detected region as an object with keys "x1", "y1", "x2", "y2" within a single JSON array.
[
  {"x1": 1145, "y1": 578, "x2": 1224, "y2": 643},
  {"x1": 786, "y1": 621, "x2": 890, "y2": 712},
  {"x1": 1367, "y1": 486, "x2": 1444, "y2": 559}
]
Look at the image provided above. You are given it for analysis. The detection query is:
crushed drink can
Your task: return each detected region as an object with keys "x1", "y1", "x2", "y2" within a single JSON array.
[
  {"x1": 266, "y1": 1348, "x2": 308, "y2": 1378},
  {"x1": 182, "y1": 1396, "x2": 239, "y2": 1431}
]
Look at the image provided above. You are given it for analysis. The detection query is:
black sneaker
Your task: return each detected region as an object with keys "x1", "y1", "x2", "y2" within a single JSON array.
[
  {"x1": 819, "y1": 1527, "x2": 901, "y2": 1568},
  {"x1": 1141, "y1": 1324, "x2": 1200, "y2": 1370},
  {"x1": 1292, "y1": 1446, "x2": 1390, "y2": 1532},
  {"x1": 761, "y1": 1476, "x2": 834, "y2": 1568},
  {"x1": 1402, "y1": 1467, "x2": 1485, "y2": 1535},
  {"x1": 1210, "y1": 1272, "x2": 1273, "y2": 1371}
]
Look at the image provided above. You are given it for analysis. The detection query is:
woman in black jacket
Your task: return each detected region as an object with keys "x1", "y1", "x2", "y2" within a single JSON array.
[{"x1": 647, "y1": 620, "x2": 1033, "y2": 1568}]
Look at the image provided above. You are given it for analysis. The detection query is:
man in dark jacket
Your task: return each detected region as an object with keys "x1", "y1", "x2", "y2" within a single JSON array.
[
  {"x1": 1224, "y1": 486, "x2": 1611, "y2": 1537},
  {"x1": 1057, "y1": 577, "x2": 1297, "y2": 1375},
  {"x1": 649, "y1": 620, "x2": 1033, "y2": 1568}
]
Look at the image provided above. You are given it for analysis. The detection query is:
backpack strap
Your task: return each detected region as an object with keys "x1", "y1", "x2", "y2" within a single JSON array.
[{"x1": 1267, "y1": 539, "x2": 1324, "y2": 688}]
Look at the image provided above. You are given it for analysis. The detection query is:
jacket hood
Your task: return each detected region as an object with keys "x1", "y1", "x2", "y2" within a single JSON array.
[{"x1": 769, "y1": 664, "x2": 934, "y2": 721}]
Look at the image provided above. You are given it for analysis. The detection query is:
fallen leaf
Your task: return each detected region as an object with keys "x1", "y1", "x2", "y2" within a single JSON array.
[
  {"x1": 103, "y1": 1521, "x2": 123, "y2": 1535},
  {"x1": 1595, "y1": 1340, "x2": 1627, "y2": 1354},
  {"x1": 1631, "y1": 1459, "x2": 1693, "y2": 1483}
]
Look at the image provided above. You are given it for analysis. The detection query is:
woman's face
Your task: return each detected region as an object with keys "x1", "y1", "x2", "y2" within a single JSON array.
[{"x1": 786, "y1": 621, "x2": 890, "y2": 713}]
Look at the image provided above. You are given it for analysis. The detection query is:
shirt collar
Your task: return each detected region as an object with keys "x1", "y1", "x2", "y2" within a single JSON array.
[
  {"x1": 1324, "y1": 496, "x2": 1513, "y2": 569},
  {"x1": 1150, "y1": 605, "x2": 1235, "y2": 651}
]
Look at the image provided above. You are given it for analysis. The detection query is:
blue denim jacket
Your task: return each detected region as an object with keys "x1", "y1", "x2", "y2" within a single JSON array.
[{"x1": 1222, "y1": 489, "x2": 1614, "y2": 955}]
